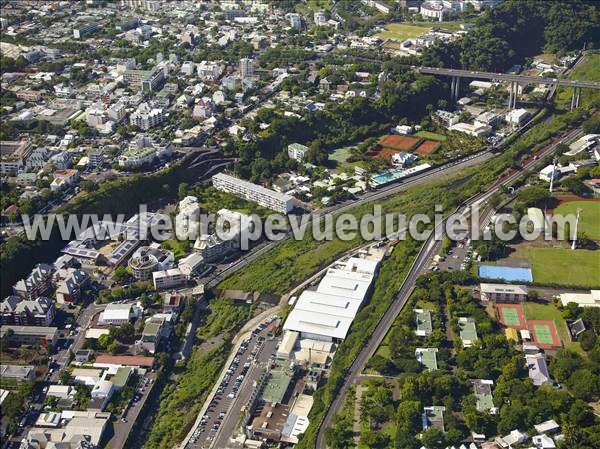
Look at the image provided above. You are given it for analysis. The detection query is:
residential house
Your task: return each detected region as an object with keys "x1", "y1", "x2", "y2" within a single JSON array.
[
  {"x1": 50, "y1": 169, "x2": 79, "y2": 191},
  {"x1": 525, "y1": 353, "x2": 552, "y2": 386}
]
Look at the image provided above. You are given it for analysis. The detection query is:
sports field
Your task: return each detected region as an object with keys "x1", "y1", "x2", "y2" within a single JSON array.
[
  {"x1": 377, "y1": 21, "x2": 463, "y2": 40},
  {"x1": 497, "y1": 303, "x2": 527, "y2": 329},
  {"x1": 553, "y1": 200, "x2": 600, "y2": 240},
  {"x1": 380, "y1": 135, "x2": 419, "y2": 151},
  {"x1": 416, "y1": 130, "x2": 447, "y2": 142},
  {"x1": 509, "y1": 246, "x2": 600, "y2": 288}
]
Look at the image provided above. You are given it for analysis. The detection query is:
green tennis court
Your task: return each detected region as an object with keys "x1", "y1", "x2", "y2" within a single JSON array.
[
  {"x1": 528, "y1": 320, "x2": 561, "y2": 348},
  {"x1": 533, "y1": 324, "x2": 553, "y2": 344},
  {"x1": 501, "y1": 308, "x2": 520, "y2": 326},
  {"x1": 497, "y1": 303, "x2": 527, "y2": 329}
]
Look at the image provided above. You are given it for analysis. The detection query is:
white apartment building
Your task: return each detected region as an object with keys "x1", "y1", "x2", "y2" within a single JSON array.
[
  {"x1": 1, "y1": 140, "x2": 33, "y2": 174},
  {"x1": 287, "y1": 13, "x2": 302, "y2": 29},
  {"x1": 212, "y1": 172, "x2": 295, "y2": 214},
  {"x1": 178, "y1": 252, "x2": 204, "y2": 277},
  {"x1": 107, "y1": 100, "x2": 127, "y2": 122},
  {"x1": 175, "y1": 196, "x2": 201, "y2": 239},
  {"x1": 180, "y1": 61, "x2": 195, "y2": 76},
  {"x1": 239, "y1": 57, "x2": 254, "y2": 78},
  {"x1": 118, "y1": 135, "x2": 172, "y2": 168},
  {"x1": 129, "y1": 102, "x2": 165, "y2": 130},
  {"x1": 194, "y1": 209, "x2": 253, "y2": 262},
  {"x1": 123, "y1": 66, "x2": 164, "y2": 92},
  {"x1": 197, "y1": 61, "x2": 222, "y2": 81},
  {"x1": 506, "y1": 108, "x2": 531, "y2": 126},
  {"x1": 287, "y1": 143, "x2": 309, "y2": 162},
  {"x1": 153, "y1": 268, "x2": 186, "y2": 290},
  {"x1": 121, "y1": 0, "x2": 161, "y2": 11},
  {"x1": 86, "y1": 104, "x2": 107, "y2": 127},
  {"x1": 314, "y1": 11, "x2": 327, "y2": 26}
]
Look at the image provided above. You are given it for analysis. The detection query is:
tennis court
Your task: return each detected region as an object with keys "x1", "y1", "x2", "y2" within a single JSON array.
[
  {"x1": 528, "y1": 320, "x2": 561, "y2": 349},
  {"x1": 497, "y1": 303, "x2": 527, "y2": 329}
]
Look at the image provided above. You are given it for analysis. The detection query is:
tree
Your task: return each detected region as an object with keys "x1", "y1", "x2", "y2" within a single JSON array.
[
  {"x1": 108, "y1": 340, "x2": 120, "y2": 355},
  {"x1": 97, "y1": 333, "x2": 113, "y2": 350},
  {"x1": 582, "y1": 116, "x2": 600, "y2": 134},
  {"x1": 58, "y1": 369, "x2": 71, "y2": 385},
  {"x1": 112, "y1": 266, "x2": 129, "y2": 283},
  {"x1": 178, "y1": 182, "x2": 189, "y2": 200},
  {"x1": 517, "y1": 186, "x2": 551, "y2": 208},
  {"x1": 567, "y1": 369, "x2": 600, "y2": 401},
  {"x1": 562, "y1": 178, "x2": 592, "y2": 197},
  {"x1": 421, "y1": 428, "x2": 447, "y2": 449},
  {"x1": 579, "y1": 330, "x2": 597, "y2": 352}
]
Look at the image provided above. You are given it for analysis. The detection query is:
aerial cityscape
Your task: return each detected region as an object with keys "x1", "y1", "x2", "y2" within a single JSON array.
[{"x1": 1, "y1": 1, "x2": 600, "y2": 449}]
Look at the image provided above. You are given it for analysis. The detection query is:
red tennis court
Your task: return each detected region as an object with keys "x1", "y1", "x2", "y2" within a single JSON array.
[
  {"x1": 415, "y1": 140, "x2": 440, "y2": 155},
  {"x1": 497, "y1": 303, "x2": 527, "y2": 330},
  {"x1": 380, "y1": 135, "x2": 419, "y2": 151}
]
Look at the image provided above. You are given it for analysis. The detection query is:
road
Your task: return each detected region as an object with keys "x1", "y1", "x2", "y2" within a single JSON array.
[
  {"x1": 314, "y1": 125, "x2": 583, "y2": 448},
  {"x1": 182, "y1": 319, "x2": 279, "y2": 449},
  {"x1": 51, "y1": 302, "x2": 105, "y2": 381},
  {"x1": 107, "y1": 371, "x2": 158, "y2": 449},
  {"x1": 418, "y1": 66, "x2": 600, "y2": 90}
]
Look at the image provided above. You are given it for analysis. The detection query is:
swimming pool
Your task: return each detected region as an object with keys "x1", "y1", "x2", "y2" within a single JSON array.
[
  {"x1": 478, "y1": 265, "x2": 533, "y2": 282},
  {"x1": 371, "y1": 170, "x2": 403, "y2": 186}
]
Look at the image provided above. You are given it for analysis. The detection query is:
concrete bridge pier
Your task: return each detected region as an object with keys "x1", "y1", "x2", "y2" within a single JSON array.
[
  {"x1": 508, "y1": 81, "x2": 518, "y2": 109},
  {"x1": 453, "y1": 76, "x2": 460, "y2": 100},
  {"x1": 571, "y1": 87, "x2": 582, "y2": 109},
  {"x1": 450, "y1": 76, "x2": 457, "y2": 101}
]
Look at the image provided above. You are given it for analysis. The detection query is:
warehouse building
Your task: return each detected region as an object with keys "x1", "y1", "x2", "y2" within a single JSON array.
[{"x1": 283, "y1": 255, "x2": 381, "y2": 343}]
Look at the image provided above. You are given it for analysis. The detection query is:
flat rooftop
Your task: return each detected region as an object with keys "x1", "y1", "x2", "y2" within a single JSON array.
[
  {"x1": 415, "y1": 309, "x2": 433, "y2": 336},
  {"x1": 415, "y1": 348, "x2": 438, "y2": 371},
  {"x1": 261, "y1": 363, "x2": 294, "y2": 404},
  {"x1": 459, "y1": 318, "x2": 478, "y2": 346}
]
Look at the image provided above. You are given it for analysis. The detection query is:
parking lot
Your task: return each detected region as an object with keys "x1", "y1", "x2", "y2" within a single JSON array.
[
  {"x1": 187, "y1": 316, "x2": 280, "y2": 448},
  {"x1": 433, "y1": 239, "x2": 473, "y2": 273}
]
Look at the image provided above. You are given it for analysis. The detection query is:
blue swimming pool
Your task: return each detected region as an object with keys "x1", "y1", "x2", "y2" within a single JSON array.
[
  {"x1": 371, "y1": 170, "x2": 402, "y2": 186},
  {"x1": 478, "y1": 265, "x2": 533, "y2": 282}
]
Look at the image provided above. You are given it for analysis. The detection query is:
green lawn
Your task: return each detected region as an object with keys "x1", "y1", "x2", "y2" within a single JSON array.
[
  {"x1": 554, "y1": 200, "x2": 600, "y2": 240},
  {"x1": 416, "y1": 130, "x2": 448, "y2": 142},
  {"x1": 556, "y1": 52, "x2": 600, "y2": 109},
  {"x1": 523, "y1": 302, "x2": 581, "y2": 353},
  {"x1": 377, "y1": 21, "x2": 463, "y2": 40},
  {"x1": 510, "y1": 246, "x2": 600, "y2": 288},
  {"x1": 160, "y1": 239, "x2": 191, "y2": 260},
  {"x1": 330, "y1": 146, "x2": 354, "y2": 164}
]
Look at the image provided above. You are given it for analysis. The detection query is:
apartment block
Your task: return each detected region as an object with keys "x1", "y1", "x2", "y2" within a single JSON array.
[{"x1": 212, "y1": 173, "x2": 294, "y2": 214}]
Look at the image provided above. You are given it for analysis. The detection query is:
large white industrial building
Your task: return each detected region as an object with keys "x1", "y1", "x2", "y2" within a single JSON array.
[{"x1": 283, "y1": 255, "x2": 382, "y2": 343}]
